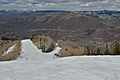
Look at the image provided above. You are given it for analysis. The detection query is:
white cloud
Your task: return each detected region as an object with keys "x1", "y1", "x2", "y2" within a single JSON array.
[
  {"x1": 0, "y1": 0, "x2": 120, "y2": 11},
  {"x1": 15, "y1": 0, "x2": 38, "y2": 4},
  {"x1": 0, "y1": 0, "x2": 8, "y2": 4}
]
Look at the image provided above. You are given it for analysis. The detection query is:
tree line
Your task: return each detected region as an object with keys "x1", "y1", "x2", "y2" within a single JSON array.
[{"x1": 85, "y1": 41, "x2": 120, "y2": 55}]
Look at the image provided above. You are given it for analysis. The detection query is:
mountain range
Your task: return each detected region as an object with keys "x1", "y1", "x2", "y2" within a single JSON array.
[{"x1": 0, "y1": 10, "x2": 120, "y2": 46}]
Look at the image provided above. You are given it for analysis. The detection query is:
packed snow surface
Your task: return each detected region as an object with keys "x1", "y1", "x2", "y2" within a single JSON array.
[{"x1": 0, "y1": 39, "x2": 120, "y2": 80}]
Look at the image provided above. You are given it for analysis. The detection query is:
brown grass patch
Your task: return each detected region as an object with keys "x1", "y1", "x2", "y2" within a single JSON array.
[
  {"x1": 58, "y1": 40, "x2": 85, "y2": 57},
  {"x1": 0, "y1": 40, "x2": 21, "y2": 61}
]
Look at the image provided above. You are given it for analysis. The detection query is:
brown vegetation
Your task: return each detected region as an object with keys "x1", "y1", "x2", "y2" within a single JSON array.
[
  {"x1": 57, "y1": 40, "x2": 84, "y2": 57},
  {"x1": 56, "y1": 39, "x2": 120, "y2": 57},
  {"x1": 84, "y1": 42, "x2": 120, "y2": 55},
  {"x1": 31, "y1": 34, "x2": 55, "y2": 53},
  {"x1": 0, "y1": 40, "x2": 21, "y2": 61}
]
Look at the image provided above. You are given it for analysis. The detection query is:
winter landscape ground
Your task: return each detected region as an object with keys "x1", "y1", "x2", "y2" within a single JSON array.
[
  {"x1": 0, "y1": 39, "x2": 120, "y2": 80},
  {"x1": 0, "y1": 0, "x2": 120, "y2": 80}
]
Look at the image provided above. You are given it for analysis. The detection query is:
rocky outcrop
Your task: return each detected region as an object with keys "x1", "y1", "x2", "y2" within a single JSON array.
[
  {"x1": 57, "y1": 40, "x2": 85, "y2": 57},
  {"x1": 31, "y1": 35, "x2": 55, "y2": 53},
  {"x1": 0, "y1": 40, "x2": 21, "y2": 61}
]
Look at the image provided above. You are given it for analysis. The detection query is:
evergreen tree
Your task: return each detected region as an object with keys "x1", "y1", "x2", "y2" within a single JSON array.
[
  {"x1": 112, "y1": 42, "x2": 120, "y2": 55},
  {"x1": 91, "y1": 49, "x2": 95, "y2": 55},
  {"x1": 86, "y1": 46, "x2": 91, "y2": 55},
  {"x1": 104, "y1": 43, "x2": 110, "y2": 55},
  {"x1": 96, "y1": 47, "x2": 101, "y2": 55}
]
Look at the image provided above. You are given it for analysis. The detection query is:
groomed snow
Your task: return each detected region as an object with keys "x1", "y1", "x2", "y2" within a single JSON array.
[{"x1": 0, "y1": 39, "x2": 120, "y2": 80}]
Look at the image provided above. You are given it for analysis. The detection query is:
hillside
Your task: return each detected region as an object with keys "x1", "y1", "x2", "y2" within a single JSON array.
[{"x1": 0, "y1": 11, "x2": 120, "y2": 47}]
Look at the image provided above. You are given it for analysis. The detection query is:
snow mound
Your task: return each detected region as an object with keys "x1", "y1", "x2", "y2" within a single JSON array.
[{"x1": 19, "y1": 39, "x2": 61, "y2": 63}]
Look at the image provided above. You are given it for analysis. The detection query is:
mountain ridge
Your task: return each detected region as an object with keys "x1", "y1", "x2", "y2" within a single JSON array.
[{"x1": 0, "y1": 10, "x2": 120, "y2": 47}]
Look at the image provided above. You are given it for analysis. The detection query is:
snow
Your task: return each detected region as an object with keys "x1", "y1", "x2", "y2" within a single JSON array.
[
  {"x1": 2, "y1": 44, "x2": 16, "y2": 56},
  {"x1": 19, "y1": 39, "x2": 61, "y2": 63},
  {"x1": 0, "y1": 39, "x2": 120, "y2": 80}
]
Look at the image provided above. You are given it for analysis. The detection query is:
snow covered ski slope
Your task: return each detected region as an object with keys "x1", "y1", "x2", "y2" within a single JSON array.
[
  {"x1": 20, "y1": 39, "x2": 61, "y2": 63},
  {"x1": 0, "y1": 39, "x2": 120, "y2": 80}
]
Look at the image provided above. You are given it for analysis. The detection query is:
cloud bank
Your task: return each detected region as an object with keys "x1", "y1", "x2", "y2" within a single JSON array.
[{"x1": 0, "y1": 0, "x2": 120, "y2": 11}]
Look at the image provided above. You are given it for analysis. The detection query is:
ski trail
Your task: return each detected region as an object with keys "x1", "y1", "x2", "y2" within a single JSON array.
[{"x1": 0, "y1": 39, "x2": 120, "y2": 80}]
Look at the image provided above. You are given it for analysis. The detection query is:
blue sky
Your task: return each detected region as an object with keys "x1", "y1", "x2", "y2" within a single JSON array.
[{"x1": 0, "y1": 0, "x2": 120, "y2": 11}]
